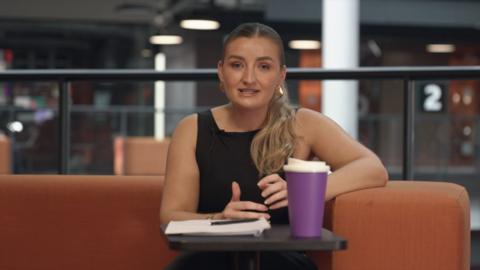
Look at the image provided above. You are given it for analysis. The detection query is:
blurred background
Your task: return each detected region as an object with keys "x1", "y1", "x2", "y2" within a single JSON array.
[{"x1": 0, "y1": 0, "x2": 479, "y2": 267}]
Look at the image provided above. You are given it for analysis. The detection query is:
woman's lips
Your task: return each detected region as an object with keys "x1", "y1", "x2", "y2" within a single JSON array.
[{"x1": 238, "y1": 88, "x2": 260, "y2": 95}]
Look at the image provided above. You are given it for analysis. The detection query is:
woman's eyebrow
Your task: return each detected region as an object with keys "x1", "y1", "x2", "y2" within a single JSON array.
[
  {"x1": 226, "y1": 55, "x2": 274, "y2": 62},
  {"x1": 257, "y1": 56, "x2": 274, "y2": 62},
  {"x1": 227, "y1": 55, "x2": 244, "y2": 60}
]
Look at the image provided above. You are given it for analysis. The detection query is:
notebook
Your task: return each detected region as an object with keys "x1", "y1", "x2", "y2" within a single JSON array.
[{"x1": 164, "y1": 218, "x2": 271, "y2": 237}]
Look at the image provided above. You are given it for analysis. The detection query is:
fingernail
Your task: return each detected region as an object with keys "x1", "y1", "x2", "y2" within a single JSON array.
[{"x1": 264, "y1": 200, "x2": 269, "y2": 205}]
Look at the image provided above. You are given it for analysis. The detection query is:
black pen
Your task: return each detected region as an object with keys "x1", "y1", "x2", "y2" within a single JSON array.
[{"x1": 210, "y1": 218, "x2": 259, "y2": 226}]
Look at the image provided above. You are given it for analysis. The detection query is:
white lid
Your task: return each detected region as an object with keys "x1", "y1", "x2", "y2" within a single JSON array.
[
  {"x1": 283, "y1": 158, "x2": 330, "y2": 173},
  {"x1": 287, "y1": 157, "x2": 326, "y2": 166}
]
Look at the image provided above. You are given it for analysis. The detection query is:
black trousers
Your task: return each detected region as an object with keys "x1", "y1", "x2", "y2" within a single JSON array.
[{"x1": 164, "y1": 251, "x2": 318, "y2": 270}]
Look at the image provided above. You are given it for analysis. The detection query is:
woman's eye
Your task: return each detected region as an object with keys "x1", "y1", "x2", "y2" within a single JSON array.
[
  {"x1": 230, "y1": 62, "x2": 242, "y2": 69},
  {"x1": 259, "y1": 63, "x2": 271, "y2": 70}
]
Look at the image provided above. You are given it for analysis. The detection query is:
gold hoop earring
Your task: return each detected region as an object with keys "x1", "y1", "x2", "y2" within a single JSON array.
[{"x1": 278, "y1": 86, "x2": 284, "y2": 96}]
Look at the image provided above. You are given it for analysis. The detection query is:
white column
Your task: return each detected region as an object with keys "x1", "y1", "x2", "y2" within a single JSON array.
[
  {"x1": 322, "y1": 0, "x2": 359, "y2": 139},
  {"x1": 154, "y1": 53, "x2": 166, "y2": 140},
  {"x1": 162, "y1": 42, "x2": 196, "y2": 137}
]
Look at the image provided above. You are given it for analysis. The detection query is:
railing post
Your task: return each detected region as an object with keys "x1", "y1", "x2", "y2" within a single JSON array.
[
  {"x1": 58, "y1": 80, "x2": 70, "y2": 174},
  {"x1": 403, "y1": 78, "x2": 415, "y2": 180}
]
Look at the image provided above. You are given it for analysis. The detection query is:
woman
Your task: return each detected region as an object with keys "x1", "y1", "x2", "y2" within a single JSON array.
[{"x1": 160, "y1": 22, "x2": 388, "y2": 270}]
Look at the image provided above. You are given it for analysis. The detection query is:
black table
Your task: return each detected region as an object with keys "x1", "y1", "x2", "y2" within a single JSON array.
[{"x1": 163, "y1": 225, "x2": 347, "y2": 270}]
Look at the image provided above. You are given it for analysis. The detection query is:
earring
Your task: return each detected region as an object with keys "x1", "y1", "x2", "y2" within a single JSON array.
[{"x1": 278, "y1": 86, "x2": 284, "y2": 96}]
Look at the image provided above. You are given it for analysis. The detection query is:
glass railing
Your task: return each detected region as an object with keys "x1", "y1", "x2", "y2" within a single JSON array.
[{"x1": 1, "y1": 67, "x2": 479, "y2": 179}]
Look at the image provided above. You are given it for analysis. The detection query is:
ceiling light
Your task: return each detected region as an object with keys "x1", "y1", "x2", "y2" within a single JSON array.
[
  {"x1": 149, "y1": 35, "x2": 183, "y2": 45},
  {"x1": 288, "y1": 40, "x2": 321, "y2": 50},
  {"x1": 180, "y1": 19, "x2": 220, "y2": 30},
  {"x1": 426, "y1": 44, "x2": 455, "y2": 53}
]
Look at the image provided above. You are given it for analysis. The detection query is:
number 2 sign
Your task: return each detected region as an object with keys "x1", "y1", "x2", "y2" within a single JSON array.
[{"x1": 419, "y1": 82, "x2": 446, "y2": 113}]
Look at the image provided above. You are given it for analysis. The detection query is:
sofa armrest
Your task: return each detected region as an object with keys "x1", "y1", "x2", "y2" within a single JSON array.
[{"x1": 310, "y1": 181, "x2": 470, "y2": 270}]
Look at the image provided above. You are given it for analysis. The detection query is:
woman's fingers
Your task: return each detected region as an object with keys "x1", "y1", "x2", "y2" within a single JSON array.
[
  {"x1": 257, "y1": 173, "x2": 281, "y2": 188},
  {"x1": 257, "y1": 174, "x2": 288, "y2": 210},
  {"x1": 230, "y1": 181, "x2": 241, "y2": 202},
  {"x1": 268, "y1": 199, "x2": 288, "y2": 210},
  {"x1": 260, "y1": 180, "x2": 286, "y2": 199},
  {"x1": 224, "y1": 210, "x2": 271, "y2": 220},
  {"x1": 222, "y1": 181, "x2": 271, "y2": 220},
  {"x1": 221, "y1": 174, "x2": 290, "y2": 220},
  {"x1": 223, "y1": 200, "x2": 270, "y2": 220},
  {"x1": 230, "y1": 201, "x2": 268, "y2": 212},
  {"x1": 264, "y1": 190, "x2": 287, "y2": 206}
]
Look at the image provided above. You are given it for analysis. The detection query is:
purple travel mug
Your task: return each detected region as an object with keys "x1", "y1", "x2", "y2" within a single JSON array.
[{"x1": 284, "y1": 159, "x2": 329, "y2": 238}]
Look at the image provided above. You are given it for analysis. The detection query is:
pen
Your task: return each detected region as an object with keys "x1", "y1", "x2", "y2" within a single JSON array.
[{"x1": 210, "y1": 218, "x2": 259, "y2": 226}]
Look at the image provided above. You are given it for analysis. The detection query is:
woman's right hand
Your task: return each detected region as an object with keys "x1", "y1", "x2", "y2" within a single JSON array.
[{"x1": 220, "y1": 181, "x2": 271, "y2": 220}]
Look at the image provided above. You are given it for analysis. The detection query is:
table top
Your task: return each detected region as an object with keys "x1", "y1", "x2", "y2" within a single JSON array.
[{"x1": 163, "y1": 225, "x2": 347, "y2": 252}]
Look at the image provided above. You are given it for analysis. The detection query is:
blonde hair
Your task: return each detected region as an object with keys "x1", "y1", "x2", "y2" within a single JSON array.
[
  {"x1": 222, "y1": 23, "x2": 296, "y2": 175},
  {"x1": 251, "y1": 83, "x2": 296, "y2": 175}
]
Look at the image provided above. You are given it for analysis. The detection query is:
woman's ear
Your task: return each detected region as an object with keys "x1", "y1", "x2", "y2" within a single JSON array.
[
  {"x1": 280, "y1": 65, "x2": 287, "y2": 82},
  {"x1": 217, "y1": 60, "x2": 224, "y2": 82}
]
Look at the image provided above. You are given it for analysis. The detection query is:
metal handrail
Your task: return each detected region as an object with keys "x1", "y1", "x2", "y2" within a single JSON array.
[
  {"x1": 2, "y1": 66, "x2": 480, "y2": 177},
  {"x1": 1, "y1": 66, "x2": 480, "y2": 81}
]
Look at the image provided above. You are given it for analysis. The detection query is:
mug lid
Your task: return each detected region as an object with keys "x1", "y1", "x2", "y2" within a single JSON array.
[{"x1": 283, "y1": 159, "x2": 330, "y2": 173}]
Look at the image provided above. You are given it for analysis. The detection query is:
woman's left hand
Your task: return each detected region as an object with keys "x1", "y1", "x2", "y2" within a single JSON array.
[{"x1": 257, "y1": 174, "x2": 288, "y2": 210}]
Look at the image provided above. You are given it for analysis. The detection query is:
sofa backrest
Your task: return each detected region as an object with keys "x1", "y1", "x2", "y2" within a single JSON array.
[{"x1": 114, "y1": 137, "x2": 170, "y2": 176}]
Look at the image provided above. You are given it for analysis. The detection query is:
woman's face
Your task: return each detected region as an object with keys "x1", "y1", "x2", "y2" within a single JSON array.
[{"x1": 218, "y1": 36, "x2": 286, "y2": 111}]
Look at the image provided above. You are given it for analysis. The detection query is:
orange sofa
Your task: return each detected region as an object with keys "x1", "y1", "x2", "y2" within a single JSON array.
[
  {"x1": 0, "y1": 136, "x2": 11, "y2": 174},
  {"x1": 0, "y1": 174, "x2": 470, "y2": 270},
  {"x1": 113, "y1": 136, "x2": 170, "y2": 176}
]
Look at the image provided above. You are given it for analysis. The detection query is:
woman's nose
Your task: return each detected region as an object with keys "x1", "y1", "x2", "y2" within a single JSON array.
[{"x1": 242, "y1": 66, "x2": 256, "y2": 84}]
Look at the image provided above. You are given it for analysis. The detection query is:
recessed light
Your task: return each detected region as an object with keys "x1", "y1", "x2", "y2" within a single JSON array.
[
  {"x1": 288, "y1": 40, "x2": 321, "y2": 50},
  {"x1": 426, "y1": 44, "x2": 455, "y2": 53},
  {"x1": 149, "y1": 35, "x2": 183, "y2": 45},
  {"x1": 180, "y1": 19, "x2": 220, "y2": 30}
]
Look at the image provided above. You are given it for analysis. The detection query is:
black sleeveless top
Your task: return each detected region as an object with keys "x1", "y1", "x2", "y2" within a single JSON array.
[{"x1": 195, "y1": 110, "x2": 289, "y2": 224}]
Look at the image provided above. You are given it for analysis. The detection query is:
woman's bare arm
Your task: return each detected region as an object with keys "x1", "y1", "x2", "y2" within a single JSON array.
[
  {"x1": 160, "y1": 114, "x2": 220, "y2": 224},
  {"x1": 296, "y1": 108, "x2": 388, "y2": 201}
]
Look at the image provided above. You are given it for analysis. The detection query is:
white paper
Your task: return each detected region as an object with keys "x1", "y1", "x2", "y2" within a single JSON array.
[{"x1": 165, "y1": 218, "x2": 271, "y2": 237}]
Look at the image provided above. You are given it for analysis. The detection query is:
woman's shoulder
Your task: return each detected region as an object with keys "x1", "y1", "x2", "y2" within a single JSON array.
[
  {"x1": 175, "y1": 106, "x2": 224, "y2": 133},
  {"x1": 171, "y1": 113, "x2": 198, "y2": 139},
  {"x1": 294, "y1": 107, "x2": 327, "y2": 124},
  {"x1": 293, "y1": 107, "x2": 340, "y2": 140},
  {"x1": 168, "y1": 113, "x2": 200, "y2": 153},
  {"x1": 178, "y1": 113, "x2": 198, "y2": 127}
]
